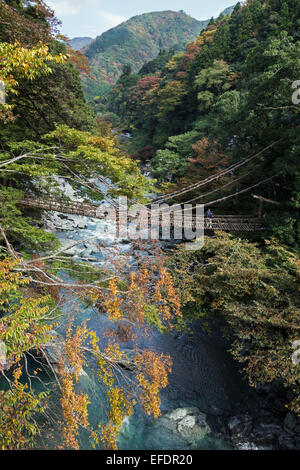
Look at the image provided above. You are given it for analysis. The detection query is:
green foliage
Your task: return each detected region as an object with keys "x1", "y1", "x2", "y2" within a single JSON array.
[
  {"x1": 151, "y1": 131, "x2": 198, "y2": 181},
  {"x1": 43, "y1": 125, "x2": 155, "y2": 202},
  {"x1": 2, "y1": 42, "x2": 95, "y2": 141},
  {"x1": 143, "y1": 305, "x2": 165, "y2": 333},
  {"x1": 0, "y1": 370, "x2": 48, "y2": 450},
  {"x1": 0, "y1": 257, "x2": 54, "y2": 362},
  {"x1": 195, "y1": 60, "x2": 236, "y2": 111},
  {"x1": 0, "y1": 187, "x2": 58, "y2": 251},
  {"x1": 139, "y1": 49, "x2": 170, "y2": 76},
  {"x1": 170, "y1": 233, "x2": 300, "y2": 413}
]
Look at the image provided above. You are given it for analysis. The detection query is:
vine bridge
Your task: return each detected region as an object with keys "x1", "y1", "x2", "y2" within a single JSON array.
[{"x1": 19, "y1": 197, "x2": 264, "y2": 232}]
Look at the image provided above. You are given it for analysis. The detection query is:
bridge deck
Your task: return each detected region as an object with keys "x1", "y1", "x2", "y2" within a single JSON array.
[{"x1": 19, "y1": 197, "x2": 264, "y2": 232}]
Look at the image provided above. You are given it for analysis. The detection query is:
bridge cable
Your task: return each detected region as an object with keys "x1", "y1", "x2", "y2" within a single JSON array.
[
  {"x1": 151, "y1": 139, "x2": 282, "y2": 203},
  {"x1": 178, "y1": 174, "x2": 278, "y2": 214},
  {"x1": 154, "y1": 170, "x2": 255, "y2": 214}
]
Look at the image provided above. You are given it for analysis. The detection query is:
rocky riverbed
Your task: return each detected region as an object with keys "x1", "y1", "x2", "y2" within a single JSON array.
[{"x1": 216, "y1": 382, "x2": 300, "y2": 450}]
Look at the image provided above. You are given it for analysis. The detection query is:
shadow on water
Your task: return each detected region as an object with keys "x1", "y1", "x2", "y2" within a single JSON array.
[{"x1": 59, "y1": 295, "x2": 252, "y2": 450}]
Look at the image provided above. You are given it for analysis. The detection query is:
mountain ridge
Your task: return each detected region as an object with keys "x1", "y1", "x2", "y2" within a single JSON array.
[
  {"x1": 81, "y1": 7, "x2": 236, "y2": 101},
  {"x1": 70, "y1": 37, "x2": 93, "y2": 51},
  {"x1": 81, "y1": 10, "x2": 214, "y2": 100}
]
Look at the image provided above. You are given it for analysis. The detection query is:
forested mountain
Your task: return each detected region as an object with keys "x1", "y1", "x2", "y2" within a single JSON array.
[
  {"x1": 81, "y1": 10, "x2": 211, "y2": 100},
  {"x1": 70, "y1": 36, "x2": 93, "y2": 51},
  {"x1": 109, "y1": 0, "x2": 300, "y2": 248}
]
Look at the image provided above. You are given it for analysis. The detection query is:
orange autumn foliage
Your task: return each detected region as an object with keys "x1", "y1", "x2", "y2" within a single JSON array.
[
  {"x1": 58, "y1": 323, "x2": 90, "y2": 449},
  {"x1": 59, "y1": 368, "x2": 90, "y2": 450},
  {"x1": 100, "y1": 387, "x2": 134, "y2": 450},
  {"x1": 136, "y1": 351, "x2": 172, "y2": 419}
]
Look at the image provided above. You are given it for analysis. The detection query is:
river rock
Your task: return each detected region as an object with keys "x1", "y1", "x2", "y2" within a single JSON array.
[
  {"x1": 158, "y1": 407, "x2": 211, "y2": 442},
  {"x1": 0, "y1": 341, "x2": 13, "y2": 371},
  {"x1": 60, "y1": 223, "x2": 75, "y2": 231},
  {"x1": 227, "y1": 414, "x2": 253, "y2": 434},
  {"x1": 225, "y1": 411, "x2": 290, "y2": 450},
  {"x1": 283, "y1": 412, "x2": 300, "y2": 435},
  {"x1": 0, "y1": 347, "x2": 5, "y2": 369},
  {"x1": 233, "y1": 441, "x2": 260, "y2": 450},
  {"x1": 157, "y1": 417, "x2": 178, "y2": 433},
  {"x1": 81, "y1": 247, "x2": 93, "y2": 257},
  {"x1": 250, "y1": 420, "x2": 282, "y2": 444},
  {"x1": 165, "y1": 407, "x2": 200, "y2": 421},
  {"x1": 177, "y1": 415, "x2": 196, "y2": 434},
  {"x1": 278, "y1": 433, "x2": 300, "y2": 450},
  {"x1": 76, "y1": 220, "x2": 88, "y2": 229}
]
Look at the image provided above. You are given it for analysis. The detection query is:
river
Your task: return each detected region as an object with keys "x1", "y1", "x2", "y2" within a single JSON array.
[{"x1": 39, "y1": 204, "x2": 256, "y2": 451}]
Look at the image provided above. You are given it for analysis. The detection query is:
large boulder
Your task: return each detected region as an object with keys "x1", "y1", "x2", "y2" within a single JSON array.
[
  {"x1": 0, "y1": 341, "x2": 12, "y2": 371},
  {"x1": 165, "y1": 406, "x2": 199, "y2": 421},
  {"x1": 233, "y1": 441, "x2": 260, "y2": 450},
  {"x1": 227, "y1": 413, "x2": 282, "y2": 449},
  {"x1": 177, "y1": 415, "x2": 197, "y2": 438},
  {"x1": 157, "y1": 407, "x2": 211, "y2": 443}
]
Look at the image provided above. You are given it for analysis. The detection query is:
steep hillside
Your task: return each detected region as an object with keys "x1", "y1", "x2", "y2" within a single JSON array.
[
  {"x1": 70, "y1": 36, "x2": 93, "y2": 51},
  {"x1": 109, "y1": 0, "x2": 300, "y2": 247},
  {"x1": 82, "y1": 10, "x2": 209, "y2": 100}
]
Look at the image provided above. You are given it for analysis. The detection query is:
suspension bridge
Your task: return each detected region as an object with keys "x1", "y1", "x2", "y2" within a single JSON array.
[
  {"x1": 15, "y1": 140, "x2": 282, "y2": 233},
  {"x1": 19, "y1": 197, "x2": 265, "y2": 232}
]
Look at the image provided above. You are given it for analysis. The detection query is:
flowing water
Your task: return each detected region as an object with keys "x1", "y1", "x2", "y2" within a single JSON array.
[{"x1": 41, "y1": 210, "x2": 253, "y2": 450}]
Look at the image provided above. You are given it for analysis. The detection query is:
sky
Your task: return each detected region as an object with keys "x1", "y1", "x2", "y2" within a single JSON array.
[{"x1": 47, "y1": 0, "x2": 235, "y2": 39}]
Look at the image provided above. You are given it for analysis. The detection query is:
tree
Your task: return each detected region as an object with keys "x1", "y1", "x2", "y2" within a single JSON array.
[
  {"x1": 0, "y1": 41, "x2": 66, "y2": 120},
  {"x1": 0, "y1": 243, "x2": 181, "y2": 449},
  {"x1": 194, "y1": 60, "x2": 236, "y2": 111},
  {"x1": 0, "y1": 0, "x2": 58, "y2": 46},
  {"x1": 0, "y1": 1, "x2": 94, "y2": 140},
  {"x1": 151, "y1": 130, "x2": 199, "y2": 181}
]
